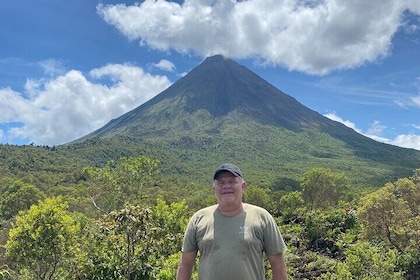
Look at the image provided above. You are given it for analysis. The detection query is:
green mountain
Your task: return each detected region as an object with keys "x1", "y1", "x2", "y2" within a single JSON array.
[
  {"x1": 70, "y1": 55, "x2": 419, "y2": 188},
  {"x1": 1, "y1": 55, "x2": 419, "y2": 189},
  {"x1": 77, "y1": 55, "x2": 328, "y2": 139}
]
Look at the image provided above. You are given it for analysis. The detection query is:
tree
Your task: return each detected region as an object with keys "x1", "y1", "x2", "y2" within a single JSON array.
[
  {"x1": 303, "y1": 208, "x2": 356, "y2": 257},
  {"x1": 393, "y1": 177, "x2": 420, "y2": 216},
  {"x1": 358, "y1": 174, "x2": 420, "y2": 279},
  {"x1": 243, "y1": 185, "x2": 271, "y2": 209},
  {"x1": 74, "y1": 199, "x2": 190, "y2": 280},
  {"x1": 320, "y1": 242, "x2": 403, "y2": 279},
  {"x1": 83, "y1": 156, "x2": 160, "y2": 212},
  {"x1": 358, "y1": 183, "x2": 413, "y2": 251},
  {"x1": 151, "y1": 198, "x2": 189, "y2": 256},
  {"x1": 101, "y1": 204, "x2": 159, "y2": 279},
  {"x1": 5, "y1": 197, "x2": 77, "y2": 280},
  {"x1": 0, "y1": 179, "x2": 44, "y2": 220},
  {"x1": 301, "y1": 168, "x2": 349, "y2": 209},
  {"x1": 276, "y1": 191, "x2": 305, "y2": 221}
]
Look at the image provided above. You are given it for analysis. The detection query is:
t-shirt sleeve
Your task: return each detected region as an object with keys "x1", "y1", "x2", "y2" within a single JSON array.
[
  {"x1": 263, "y1": 213, "x2": 287, "y2": 256},
  {"x1": 181, "y1": 215, "x2": 199, "y2": 253}
]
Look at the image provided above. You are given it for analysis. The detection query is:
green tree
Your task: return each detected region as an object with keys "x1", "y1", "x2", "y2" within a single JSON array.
[
  {"x1": 303, "y1": 208, "x2": 357, "y2": 257},
  {"x1": 83, "y1": 156, "x2": 159, "y2": 212},
  {"x1": 153, "y1": 252, "x2": 198, "y2": 280},
  {"x1": 320, "y1": 242, "x2": 403, "y2": 279},
  {"x1": 358, "y1": 183, "x2": 412, "y2": 251},
  {"x1": 0, "y1": 179, "x2": 44, "y2": 220},
  {"x1": 358, "y1": 174, "x2": 420, "y2": 279},
  {"x1": 151, "y1": 198, "x2": 189, "y2": 255},
  {"x1": 100, "y1": 204, "x2": 158, "y2": 280},
  {"x1": 75, "y1": 199, "x2": 190, "y2": 280},
  {"x1": 393, "y1": 177, "x2": 420, "y2": 217},
  {"x1": 301, "y1": 168, "x2": 349, "y2": 210},
  {"x1": 243, "y1": 185, "x2": 271, "y2": 209},
  {"x1": 276, "y1": 191, "x2": 305, "y2": 222},
  {"x1": 5, "y1": 197, "x2": 77, "y2": 280}
]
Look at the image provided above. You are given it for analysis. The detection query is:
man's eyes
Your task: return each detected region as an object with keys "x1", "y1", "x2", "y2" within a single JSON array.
[{"x1": 217, "y1": 181, "x2": 238, "y2": 186}]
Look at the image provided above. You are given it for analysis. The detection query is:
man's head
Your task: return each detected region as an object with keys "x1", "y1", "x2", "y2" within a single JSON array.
[
  {"x1": 213, "y1": 163, "x2": 243, "y2": 180},
  {"x1": 213, "y1": 164, "x2": 246, "y2": 208}
]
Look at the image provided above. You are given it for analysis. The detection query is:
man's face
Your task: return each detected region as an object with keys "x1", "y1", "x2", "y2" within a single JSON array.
[{"x1": 213, "y1": 172, "x2": 246, "y2": 204}]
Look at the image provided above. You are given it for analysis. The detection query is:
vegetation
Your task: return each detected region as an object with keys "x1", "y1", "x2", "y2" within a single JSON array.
[
  {"x1": 0, "y1": 151, "x2": 419, "y2": 279},
  {"x1": 2, "y1": 54, "x2": 419, "y2": 279}
]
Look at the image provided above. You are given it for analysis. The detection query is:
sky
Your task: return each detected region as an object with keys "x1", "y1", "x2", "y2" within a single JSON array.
[{"x1": 1, "y1": 0, "x2": 420, "y2": 151}]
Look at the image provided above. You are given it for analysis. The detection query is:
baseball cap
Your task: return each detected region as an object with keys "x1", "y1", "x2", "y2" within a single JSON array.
[{"x1": 213, "y1": 163, "x2": 243, "y2": 179}]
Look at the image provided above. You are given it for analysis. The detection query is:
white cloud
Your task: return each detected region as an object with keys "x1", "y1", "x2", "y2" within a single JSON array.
[
  {"x1": 324, "y1": 112, "x2": 360, "y2": 132},
  {"x1": 324, "y1": 112, "x2": 420, "y2": 150},
  {"x1": 391, "y1": 134, "x2": 420, "y2": 150},
  {"x1": 151, "y1": 59, "x2": 176, "y2": 72},
  {"x1": 366, "y1": 120, "x2": 387, "y2": 136},
  {"x1": 38, "y1": 59, "x2": 66, "y2": 77},
  {"x1": 97, "y1": 0, "x2": 420, "y2": 75},
  {"x1": 0, "y1": 64, "x2": 171, "y2": 145},
  {"x1": 412, "y1": 94, "x2": 420, "y2": 107}
]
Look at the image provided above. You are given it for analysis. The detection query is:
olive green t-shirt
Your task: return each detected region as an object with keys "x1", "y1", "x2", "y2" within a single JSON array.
[{"x1": 182, "y1": 203, "x2": 286, "y2": 280}]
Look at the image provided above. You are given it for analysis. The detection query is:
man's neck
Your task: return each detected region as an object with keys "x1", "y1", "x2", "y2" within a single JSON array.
[{"x1": 217, "y1": 202, "x2": 243, "y2": 216}]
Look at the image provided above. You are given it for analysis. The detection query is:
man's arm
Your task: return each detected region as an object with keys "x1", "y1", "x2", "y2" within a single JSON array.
[
  {"x1": 268, "y1": 253, "x2": 288, "y2": 280},
  {"x1": 176, "y1": 251, "x2": 197, "y2": 280}
]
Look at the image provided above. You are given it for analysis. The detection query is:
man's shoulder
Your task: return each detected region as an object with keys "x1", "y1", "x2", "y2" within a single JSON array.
[
  {"x1": 243, "y1": 203, "x2": 272, "y2": 216},
  {"x1": 193, "y1": 204, "x2": 218, "y2": 216}
]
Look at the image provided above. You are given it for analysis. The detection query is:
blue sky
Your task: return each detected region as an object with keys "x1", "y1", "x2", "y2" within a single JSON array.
[{"x1": 1, "y1": 0, "x2": 419, "y2": 150}]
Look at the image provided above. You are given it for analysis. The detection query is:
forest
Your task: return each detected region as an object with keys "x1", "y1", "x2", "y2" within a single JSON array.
[{"x1": 0, "y1": 154, "x2": 419, "y2": 279}]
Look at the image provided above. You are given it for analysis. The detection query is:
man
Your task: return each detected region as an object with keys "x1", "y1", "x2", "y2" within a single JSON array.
[{"x1": 177, "y1": 163, "x2": 287, "y2": 280}]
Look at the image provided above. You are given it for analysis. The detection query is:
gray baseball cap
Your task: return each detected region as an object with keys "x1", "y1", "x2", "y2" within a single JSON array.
[{"x1": 213, "y1": 163, "x2": 243, "y2": 179}]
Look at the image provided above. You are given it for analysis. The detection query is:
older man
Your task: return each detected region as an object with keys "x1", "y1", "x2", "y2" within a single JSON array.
[{"x1": 177, "y1": 163, "x2": 288, "y2": 280}]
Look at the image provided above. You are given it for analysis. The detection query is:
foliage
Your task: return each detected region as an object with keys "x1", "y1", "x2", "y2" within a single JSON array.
[
  {"x1": 301, "y1": 168, "x2": 349, "y2": 210},
  {"x1": 152, "y1": 252, "x2": 199, "y2": 280},
  {"x1": 275, "y1": 191, "x2": 305, "y2": 222},
  {"x1": 303, "y1": 208, "x2": 357, "y2": 258},
  {"x1": 83, "y1": 156, "x2": 160, "y2": 212},
  {"x1": 152, "y1": 252, "x2": 180, "y2": 280},
  {"x1": 358, "y1": 175, "x2": 420, "y2": 250},
  {"x1": 319, "y1": 242, "x2": 403, "y2": 279},
  {"x1": 2, "y1": 119, "x2": 420, "y2": 191},
  {"x1": 5, "y1": 197, "x2": 77, "y2": 280},
  {"x1": 358, "y1": 172, "x2": 420, "y2": 279},
  {"x1": 286, "y1": 251, "x2": 337, "y2": 279},
  {"x1": 0, "y1": 151, "x2": 419, "y2": 279},
  {"x1": 243, "y1": 185, "x2": 272, "y2": 210},
  {"x1": 0, "y1": 265, "x2": 13, "y2": 280},
  {"x1": 150, "y1": 198, "x2": 189, "y2": 257},
  {"x1": 75, "y1": 199, "x2": 189, "y2": 280},
  {"x1": 0, "y1": 179, "x2": 44, "y2": 220}
]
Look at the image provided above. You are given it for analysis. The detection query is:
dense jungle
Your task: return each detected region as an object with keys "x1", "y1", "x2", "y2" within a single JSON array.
[{"x1": 0, "y1": 150, "x2": 419, "y2": 279}]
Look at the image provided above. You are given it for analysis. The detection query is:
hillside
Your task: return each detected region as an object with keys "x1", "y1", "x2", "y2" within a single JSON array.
[
  {"x1": 1, "y1": 55, "x2": 419, "y2": 188},
  {"x1": 67, "y1": 55, "x2": 419, "y2": 187}
]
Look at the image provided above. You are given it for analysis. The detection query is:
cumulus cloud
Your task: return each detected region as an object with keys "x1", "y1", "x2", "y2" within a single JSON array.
[
  {"x1": 323, "y1": 112, "x2": 360, "y2": 132},
  {"x1": 324, "y1": 112, "x2": 420, "y2": 150},
  {"x1": 392, "y1": 134, "x2": 420, "y2": 150},
  {"x1": 151, "y1": 59, "x2": 176, "y2": 72},
  {"x1": 97, "y1": 0, "x2": 419, "y2": 75},
  {"x1": 0, "y1": 64, "x2": 171, "y2": 145}
]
